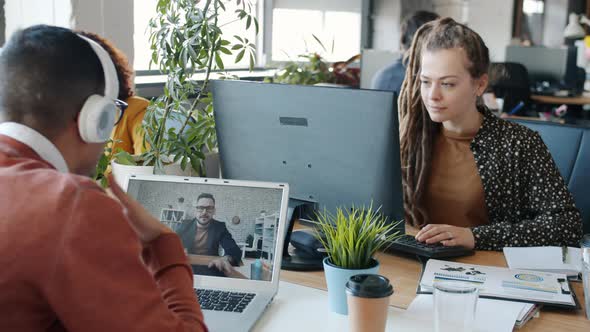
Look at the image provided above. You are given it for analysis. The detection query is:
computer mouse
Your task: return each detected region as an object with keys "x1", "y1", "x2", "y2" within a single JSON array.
[{"x1": 290, "y1": 229, "x2": 327, "y2": 259}]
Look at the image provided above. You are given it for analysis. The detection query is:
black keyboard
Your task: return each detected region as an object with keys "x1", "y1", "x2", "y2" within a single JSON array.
[
  {"x1": 388, "y1": 234, "x2": 473, "y2": 259},
  {"x1": 195, "y1": 289, "x2": 255, "y2": 313}
]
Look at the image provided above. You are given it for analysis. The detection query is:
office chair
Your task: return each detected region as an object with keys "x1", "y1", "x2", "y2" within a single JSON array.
[
  {"x1": 489, "y1": 62, "x2": 531, "y2": 115},
  {"x1": 564, "y1": 66, "x2": 586, "y2": 96}
]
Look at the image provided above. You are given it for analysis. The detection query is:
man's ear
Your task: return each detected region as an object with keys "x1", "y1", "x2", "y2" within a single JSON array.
[{"x1": 71, "y1": 113, "x2": 86, "y2": 143}]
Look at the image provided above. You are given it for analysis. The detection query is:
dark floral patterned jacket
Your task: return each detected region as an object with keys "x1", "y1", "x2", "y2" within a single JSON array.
[{"x1": 469, "y1": 108, "x2": 582, "y2": 250}]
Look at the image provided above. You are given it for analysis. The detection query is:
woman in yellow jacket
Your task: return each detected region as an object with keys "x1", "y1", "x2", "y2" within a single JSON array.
[{"x1": 78, "y1": 31, "x2": 147, "y2": 155}]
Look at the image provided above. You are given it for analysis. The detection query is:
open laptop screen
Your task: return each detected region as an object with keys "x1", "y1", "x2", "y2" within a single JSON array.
[{"x1": 127, "y1": 178, "x2": 284, "y2": 281}]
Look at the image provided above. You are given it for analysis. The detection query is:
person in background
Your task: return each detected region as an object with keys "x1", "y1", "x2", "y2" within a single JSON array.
[
  {"x1": 0, "y1": 25, "x2": 207, "y2": 331},
  {"x1": 398, "y1": 18, "x2": 582, "y2": 250},
  {"x1": 370, "y1": 10, "x2": 439, "y2": 93},
  {"x1": 78, "y1": 31, "x2": 149, "y2": 155}
]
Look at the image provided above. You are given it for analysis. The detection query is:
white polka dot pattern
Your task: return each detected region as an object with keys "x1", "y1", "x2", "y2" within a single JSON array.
[{"x1": 469, "y1": 108, "x2": 582, "y2": 250}]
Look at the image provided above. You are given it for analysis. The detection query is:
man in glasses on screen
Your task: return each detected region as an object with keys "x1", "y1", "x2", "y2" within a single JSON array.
[{"x1": 174, "y1": 193, "x2": 243, "y2": 276}]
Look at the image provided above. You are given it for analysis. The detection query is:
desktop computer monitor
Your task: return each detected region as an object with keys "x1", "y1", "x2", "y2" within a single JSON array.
[
  {"x1": 211, "y1": 80, "x2": 404, "y2": 230},
  {"x1": 505, "y1": 45, "x2": 583, "y2": 95},
  {"x1": 505, "y1": 45, "x2": 568, "y2": 83}
]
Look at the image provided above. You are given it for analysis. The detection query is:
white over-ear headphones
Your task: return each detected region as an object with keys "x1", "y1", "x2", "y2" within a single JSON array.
[{"x1": 76, "y1": 34, "x2": 120, "y2": 143}]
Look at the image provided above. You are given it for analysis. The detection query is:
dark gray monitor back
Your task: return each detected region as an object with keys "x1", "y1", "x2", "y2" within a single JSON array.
[
  {"x1": 506, "y1": 45, "x2": 568, "y2": 82},
  {"x1": 211, "y1": 80, "x2": 404, "y2": 227}
]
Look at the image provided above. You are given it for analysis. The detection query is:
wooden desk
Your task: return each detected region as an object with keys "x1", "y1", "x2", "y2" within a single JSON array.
[
  {"x1": 531, "y1": 93, "x2": 590, "y2": 105},
  {"x1": 187, "y1": 254, "x2": 247, "y2": 279},
  {"x1": 187, "y1": 254, "x2": 222, "y2": 266},
  {"x1": 280, "y1": 250, "x2": 589, "y2": 331}
]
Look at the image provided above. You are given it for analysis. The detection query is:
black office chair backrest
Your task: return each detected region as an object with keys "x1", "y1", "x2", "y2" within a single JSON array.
[
  {"x1": 563, "y1": 66, "x2": 586, "y2": 96},
  {"x1": 489, "y1": 62, "x2": 531, "y2": 115}
]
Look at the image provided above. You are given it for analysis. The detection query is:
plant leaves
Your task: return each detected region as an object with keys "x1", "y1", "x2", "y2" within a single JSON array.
[
  {"x1": 139, "y1": 0, "x2": 259, "y2": 176},
  {"x1": 235, "y1": 49, "x2": 245, "y2": 63},
  {"x1": 253, "y1": 17, "x2": 259, "y2": 34},
  {"x1": 215, "y1": 52, "x2": 224, "y2": 70},
  {"x1": 313, "y1": 202, "x2": 403, "y2": 269},
  {"x1": 180, "y1": 155, "x2": 187, "y2": 170},
  {"x1": 312, "y1": 34, "x2": 327, "y2": 53},
  {"x1": 114, "y1": 151, "x2": 137, "y2": 166},
  {"x1": 190, "y1": 155, "x2": 202, "y2": 176}
]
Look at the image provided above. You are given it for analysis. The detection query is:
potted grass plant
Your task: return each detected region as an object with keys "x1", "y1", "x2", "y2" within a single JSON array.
[{"x1": 314, "y1": 203, "x2": 402, "y2": 315}]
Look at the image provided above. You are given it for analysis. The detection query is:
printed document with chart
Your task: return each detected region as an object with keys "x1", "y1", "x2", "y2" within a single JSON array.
[{"x1": 418, "y1": 259, "x2": 576, "y2": 308}]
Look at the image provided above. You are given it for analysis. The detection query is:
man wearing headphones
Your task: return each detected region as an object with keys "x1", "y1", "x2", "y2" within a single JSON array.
[{"x1": 0, "y1": 25, "x2": 207, "y2": 331}]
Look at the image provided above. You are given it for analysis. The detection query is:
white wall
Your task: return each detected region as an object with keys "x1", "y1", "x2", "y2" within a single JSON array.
[
  {"x1": 432, "y1": 0, "x2": 514, "y2": 61},
  {"x1": 0, "y1": 0, "x2": 5, "y2": 45},
  {"x1": 371, "y1": 0, "x2": 436, "y2": 51},
  {"x1": 467, "y1": 0, "x2": 514, "y2": 61},
  {"x1": 4, "y1": 0, "x2": 515, "y2": 70},
  {"x1": 369, "y1": 0, "x2": 514, "y2": 61},
  {"x1": 70, "y1": 0, "x2": 134, "y2": 67},
  {"x1": 433, "y1": 0, "x2": 468, "y2": 23},
  {"x1": 370, "y1": 0, "x2": 473, "y2": 52},
  {"x1": 274, "y1": 0, "x2": 361, "y2": 12},
  {"x1": 5, "y1": 0, "x2": 71, "y2": 41},
  {"x1": 4, "y1": 0, "x2": 134, "y2": 65},
  {"x1": 543, "y1": 0, "x2": 568, "y2": 48},
  {"x1": 371, "y1": 0, "x2": 402, "y2": 51}
]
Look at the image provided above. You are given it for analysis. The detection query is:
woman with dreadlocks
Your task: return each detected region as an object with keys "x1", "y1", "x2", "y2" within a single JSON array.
[{"x1": 400, "y1": 18, "x2": 582, "y2": 250}]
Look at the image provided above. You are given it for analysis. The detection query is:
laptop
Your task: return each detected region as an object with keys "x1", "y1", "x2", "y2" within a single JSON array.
[{"x1": 125, "y1": 174, "x2": 290, "y2": 332}]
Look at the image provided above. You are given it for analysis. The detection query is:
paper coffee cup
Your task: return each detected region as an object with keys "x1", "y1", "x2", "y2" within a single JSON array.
[{"x1": 346, "y1": 274, "x2": 393, "y2": 332}]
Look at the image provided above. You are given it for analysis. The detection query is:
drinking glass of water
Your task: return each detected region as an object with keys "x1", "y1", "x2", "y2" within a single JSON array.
[
  {"x1": 581, "y1": 235, "x2": 590, "y2": 320},
  {"x1": 433, "y1": 281, "x2": 479, "y2": 332}
]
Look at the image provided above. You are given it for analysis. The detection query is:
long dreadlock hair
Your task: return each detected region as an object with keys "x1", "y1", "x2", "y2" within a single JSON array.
[{"x1": 398, "y1": 17, "x2": 490, "y2": 227}]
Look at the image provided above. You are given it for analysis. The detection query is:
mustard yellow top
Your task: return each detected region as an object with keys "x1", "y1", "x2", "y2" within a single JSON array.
[
  {"x1": 424, "y1": 127, "x2": 489, "y2": 228},
  {"x1": 110, "y1": 95, "x2": 149, "y2": 155}
]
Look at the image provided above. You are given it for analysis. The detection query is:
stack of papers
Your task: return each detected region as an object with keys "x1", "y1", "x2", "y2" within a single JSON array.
[
  {"x1": 418, "y1": 259, "x2": 576, "y2": 308},
  {"x1": 514, "y1": 303, "x2": 541, "y2": 329},
  {"x1": 503, "y1": 246, "x2": 582, "y2": 278},
  {"x1": 403, "y1": 295, "x2": 535, "y2": 332}
]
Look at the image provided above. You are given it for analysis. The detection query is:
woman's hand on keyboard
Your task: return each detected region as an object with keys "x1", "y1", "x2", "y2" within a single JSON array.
[{"x1": 415, "y1": 224, "x2": 475, "y2": 249}]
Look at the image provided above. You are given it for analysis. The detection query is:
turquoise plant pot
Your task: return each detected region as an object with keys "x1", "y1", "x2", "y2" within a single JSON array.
[{"x1": 323, "y1": 257, "x2": 380, "y2": 315}]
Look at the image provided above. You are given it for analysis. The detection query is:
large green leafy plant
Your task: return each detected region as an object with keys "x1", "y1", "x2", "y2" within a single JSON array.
[
  {"x1": 119, "y1": 0, "x2": 258, "y2": 175},
  {"x1": 265, "y1": 35, "x2": 361, "y2": 87},
  {"x1": 265, "y1": 36, "x2": 334, "y2": 85},
  {"x1": 314, "y1": 203, "x2": 402, "y2": 269}
]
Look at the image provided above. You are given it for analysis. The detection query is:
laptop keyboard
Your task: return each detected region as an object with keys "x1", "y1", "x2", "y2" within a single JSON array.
[
  {"x1": 195, "y1": 289, "x2": 256, "y2": 313},
  {"x1": 388, "y1": 234, "x2": 473, "y2": 259}
]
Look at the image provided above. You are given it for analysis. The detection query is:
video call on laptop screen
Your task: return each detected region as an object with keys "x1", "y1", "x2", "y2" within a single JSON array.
[{"x1": 127, "y1": 179, "x2": 284, "y2": 282}]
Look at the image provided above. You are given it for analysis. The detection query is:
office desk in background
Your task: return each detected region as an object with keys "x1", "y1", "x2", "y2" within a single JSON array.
[
  {"x1": 280, "y1": 250, "x2": 589, "y2": 331},
  {"x1": 187, "y1": 254, "x2": 247, "y2": 279},
  {"x1": 531, "y1": 92, "x2": 590, "y2": 106},
  {"x1": 528, "y1": 93, "x2": 590, "y2": 126}
]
